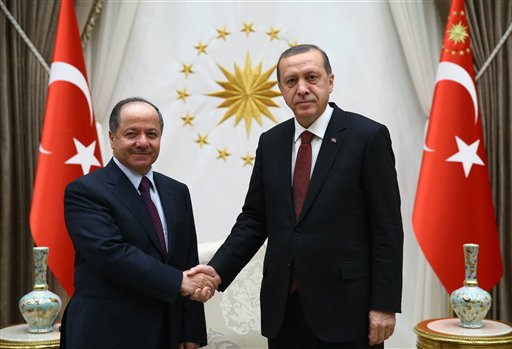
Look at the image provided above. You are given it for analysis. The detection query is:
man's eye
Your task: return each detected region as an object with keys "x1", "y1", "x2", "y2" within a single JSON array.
[
  {"x1": 307, "y1": 75, "x2": 318, "y2": 82},
  {"x1": 286, "y1": 78, "x2": 296, "y2": 85}
]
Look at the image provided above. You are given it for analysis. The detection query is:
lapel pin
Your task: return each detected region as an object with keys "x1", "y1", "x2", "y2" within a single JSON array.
[{"x1": 331, "y1": 137, "x2": 337, "y2": 143}]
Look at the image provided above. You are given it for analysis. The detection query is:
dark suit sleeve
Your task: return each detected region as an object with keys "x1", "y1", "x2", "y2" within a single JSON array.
[
  {"x1": 209, "y1": 136, "x2": 268, "y2": 290},
  {"x1": 180, "y1": 187, "x2": 207, "y2": 346},
  {"x1": 363, "y1": 125, "x2": 403, "y2": 313},
  {"x1": 64, "y1": 180, "x2": 183, "y2": 303}
]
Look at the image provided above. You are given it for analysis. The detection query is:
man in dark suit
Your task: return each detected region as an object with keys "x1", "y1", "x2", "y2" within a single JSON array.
[
  {"x1": 191, "y1": 44, "x2": 404, "y2": 348},
  {"x1": 61, "y1": 97, "x2": 212, "y2": 349}
]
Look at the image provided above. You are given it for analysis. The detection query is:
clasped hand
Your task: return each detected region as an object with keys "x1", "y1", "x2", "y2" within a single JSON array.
[
  {"x1": 180, "y1": 265, "x2": 221, "y2": 302},
  {"x1": 368, "y1": 310, "x2": 396, "y2": 345}
]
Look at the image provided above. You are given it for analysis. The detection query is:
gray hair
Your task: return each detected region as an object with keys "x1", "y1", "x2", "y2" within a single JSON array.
[{"x1": 276, "y1": 44, "x2": 332, "y2": 83}]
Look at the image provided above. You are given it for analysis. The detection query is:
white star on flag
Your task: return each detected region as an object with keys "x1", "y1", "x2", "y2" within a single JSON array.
[
  {"x1": 446, "y1": 136, "x2": 484, "y2": 178},
  {"x1": 65, "y1": 138, "x2": 101, "y2": 175}
]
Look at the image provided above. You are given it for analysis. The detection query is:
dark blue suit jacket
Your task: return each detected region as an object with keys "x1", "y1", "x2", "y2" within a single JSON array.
[
  {"x1": 209, "y1": 103, "x2": 403, "y2": 342},
  {"x1": 60, "y1": 160, "x2": 206, "y2": 349}
]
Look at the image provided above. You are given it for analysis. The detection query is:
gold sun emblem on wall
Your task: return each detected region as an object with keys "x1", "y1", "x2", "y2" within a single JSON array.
[
  {"x1": 175, "y1": 22, "x2": 299, "y2": 166},
  {"x1": 206, "y1": 52, "x2": 281, "y2": 137},
  {"x1": 448, "y1": 21, "x2": 468, "y2": 44}
]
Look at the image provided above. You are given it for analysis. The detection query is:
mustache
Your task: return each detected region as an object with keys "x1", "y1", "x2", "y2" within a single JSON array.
[
  {"x1": 294, "y1": 97, "x2": 315, "y2": 104},
  {"x1": 130, "y1": 148, "x2": 152, "y2": 154}
]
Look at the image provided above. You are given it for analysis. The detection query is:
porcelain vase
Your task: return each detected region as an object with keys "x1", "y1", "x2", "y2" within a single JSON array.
[
  {"x1": 19, "y1": 247, "x2": 62, "y2": 333},
  {"x1": 450, "y1": 243, "x2": 491, "y2": 328}
]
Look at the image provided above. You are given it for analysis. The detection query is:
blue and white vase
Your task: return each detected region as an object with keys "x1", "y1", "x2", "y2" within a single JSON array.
[
  {"x1": 19, "y1": 247, "x2": 62, "y2": 333},
  {"x1": 450, "y1": 243, "x2": 492, "y2": 328}
]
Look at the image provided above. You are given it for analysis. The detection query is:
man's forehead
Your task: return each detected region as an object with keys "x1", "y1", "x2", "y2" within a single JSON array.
[
  {"x1": 117, "y1": 121, "x2": 162, "y2": 134},
  {"x1": 118, "y1": 107, "x2": 159, "y2": 125},
  {"x1": 120, "y1": 101, "x2": 154, "y2": 113},
  {"x1": 280, "y1": 51, "x2": 323, "y2": 67},
  {"x1": 280, "y1": 60, "x2": 323, "y2": 75}
]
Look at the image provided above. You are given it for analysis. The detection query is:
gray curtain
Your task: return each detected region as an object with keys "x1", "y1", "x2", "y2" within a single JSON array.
[
  {"x1": 466, "y1": 0, "x2": 512, "y2": 322},
  {"x1": 0, "y1": 0, "x2": 61, "y2": 326}
]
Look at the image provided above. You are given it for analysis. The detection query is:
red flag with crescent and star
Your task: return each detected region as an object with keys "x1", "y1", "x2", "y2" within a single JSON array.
[
  {"x1": 30, "y1": 0, "x2": 102, "y2": 295},
  {"x1": 413, "y1": 0, "x2": 503, "y2": 293}
]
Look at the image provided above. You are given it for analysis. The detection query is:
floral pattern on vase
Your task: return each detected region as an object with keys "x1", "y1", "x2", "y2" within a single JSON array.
[
  {"x1": 450, "y1": 243, "x2": 492, "y2": 328},
  {"x1": 19, "y1": 247, "x2": 62, "y2": 333}
]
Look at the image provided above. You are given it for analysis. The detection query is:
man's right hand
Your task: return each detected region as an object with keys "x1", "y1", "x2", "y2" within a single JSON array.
[
  {"x1": 180, "y1": 272, "x2": 217, "y2": 301},
  {"x1": 183, "y1": 265, "x2": 222, "y2": 302}
]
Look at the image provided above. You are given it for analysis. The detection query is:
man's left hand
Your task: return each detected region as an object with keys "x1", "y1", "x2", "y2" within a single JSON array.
[
  {"x1": 368, "y1": 310, "x2": 396, "y2": 346},
  {"x1": 178, "y1": 342, "x2": 199, "y2": 349}
]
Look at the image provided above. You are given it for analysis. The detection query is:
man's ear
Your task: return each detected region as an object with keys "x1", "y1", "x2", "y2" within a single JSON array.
[{"x1": 109, "y1": 130, "x2": 114, "y2": 148}]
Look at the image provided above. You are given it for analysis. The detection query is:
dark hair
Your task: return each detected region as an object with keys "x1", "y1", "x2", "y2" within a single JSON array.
[
  {"x1": 276, "y1": 44, "x2": 332, "y2": 83},
  {"x1": 109, "y1": 97, "x2": 164, "y2": 133}
]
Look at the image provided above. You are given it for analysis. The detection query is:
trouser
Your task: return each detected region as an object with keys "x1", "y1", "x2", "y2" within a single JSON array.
[{"x1": 268, "y1": 293, "x2": 384, "y2": 349}]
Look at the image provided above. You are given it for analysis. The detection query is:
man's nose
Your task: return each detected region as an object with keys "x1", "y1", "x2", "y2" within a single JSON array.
[
  {"x1": 297, "y1": 79, "x2": 309, "y2": 96},
  {"x1": 136, "y1": 134, "x2": 150, "y2": 146}
]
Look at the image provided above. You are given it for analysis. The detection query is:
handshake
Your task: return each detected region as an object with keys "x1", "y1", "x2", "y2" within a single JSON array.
[{"x1": 180, "y1": 265, "x2": 222, "y2": 302}]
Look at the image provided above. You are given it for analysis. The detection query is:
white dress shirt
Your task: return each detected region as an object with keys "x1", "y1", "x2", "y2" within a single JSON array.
[{"x1": 291, "y1": 104, "x2": 334, "y2": 182}]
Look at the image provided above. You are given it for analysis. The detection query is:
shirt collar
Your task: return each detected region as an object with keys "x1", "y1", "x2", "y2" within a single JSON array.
[
  {"x1": 293, "y1": 104, "x2": 333, "y2": 143},
  {"x1": 113, "y1": 157, "x2": 155, "y2": 191}
]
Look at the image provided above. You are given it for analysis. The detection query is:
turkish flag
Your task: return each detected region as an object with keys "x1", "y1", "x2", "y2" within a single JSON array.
[
  {"x1": 413, "y1": 0, "x2": 503, "y2": 293},
  {"x1": 30, "y1": 0, "x2": 102, "y2": 295}
]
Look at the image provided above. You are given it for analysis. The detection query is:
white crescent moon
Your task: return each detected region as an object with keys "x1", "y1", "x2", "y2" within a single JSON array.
[
  {"x1": 39, "y1": 145, "x2": 52, "y2": 154},
  {"x1": 49, "y1": 61, "x2": 93, "y2": 126},
  {"x1": 423, "y1": 119, "x2": 434, "y2": 152},
  {"x1": 435, "y1": 61, "x2": 478, "y2": 124},
  {"x1": 424, "y1": 62, "x2": 479, "y2": 152}
]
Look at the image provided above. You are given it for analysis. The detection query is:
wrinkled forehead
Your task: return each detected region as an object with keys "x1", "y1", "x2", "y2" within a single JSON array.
[
  {"x1": 118, "y1": 104, "x2": 161, "y2": 130},
  {"x1": 279, "y1": 51, "x2": 325, "y2": 75}
]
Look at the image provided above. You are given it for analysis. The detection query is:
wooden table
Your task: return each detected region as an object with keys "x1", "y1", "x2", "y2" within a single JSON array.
[
  {"x1": 415, "y1": 318, "x2": 512, "y2": 349},
  {"x1": 0, "y1": 324, "x2": 60, "y2": 349}
]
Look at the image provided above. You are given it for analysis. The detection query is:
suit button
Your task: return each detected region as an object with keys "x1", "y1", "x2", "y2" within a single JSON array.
[{"x1": 294, "y1": 229, "x2": 301, "y2": 236}]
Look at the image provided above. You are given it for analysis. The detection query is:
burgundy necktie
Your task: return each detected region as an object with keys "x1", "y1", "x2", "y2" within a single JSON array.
[
  {"x1": 293, "y1": 131, "x2": 313, "y2": 218},
  {"x1": 139, "y1": 176, "x2": 167, "y2": 256},
  {"x1": 290, "y1": 131, "x2": 313, "y2": 293}
]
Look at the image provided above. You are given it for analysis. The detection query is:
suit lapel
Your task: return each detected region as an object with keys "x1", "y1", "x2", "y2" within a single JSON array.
[
  {"x1": 276, "y1": 120, "x2": 296, "y2": 221},
  {"x1": 106, "y1": 160, "x2": 165, "y2": 257},
  {"x1": 298, "y1": 104, "x2": 347, "y2": 222},
  {"x1": 153, "y1": 174, "x2": 176, "y2": 261}
]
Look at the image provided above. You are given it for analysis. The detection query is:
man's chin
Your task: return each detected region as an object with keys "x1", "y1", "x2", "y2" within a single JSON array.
[
  {"x1": 132, "y1": 164, "x2": 151, "y2": 175},
  {"x1": 128, "y1": 158, "x2": 153, "y2": 173},
  {"x1": 295, "y1": 109, "x2": 317, "y2": 120}
]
